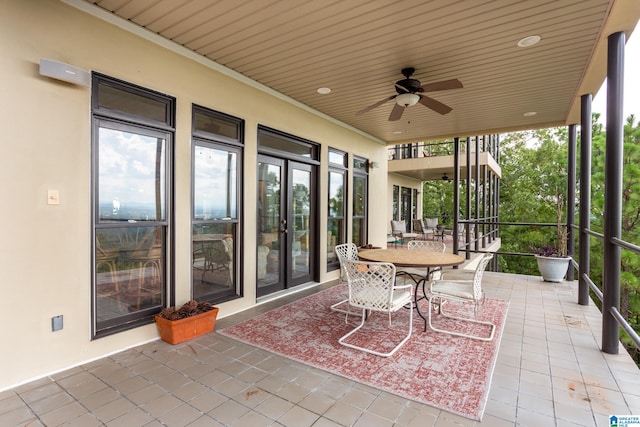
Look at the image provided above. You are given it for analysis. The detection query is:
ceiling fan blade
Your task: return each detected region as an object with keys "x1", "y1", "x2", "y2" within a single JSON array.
[
  {"x1": 419, "y1": 95, "x2": 453, "y2": 115},
  {"x1": 388, "y1": 103, "x2": 405, "y2": 121},
  {"x1": 356, "y1": 95, "x2": 396, "y2": 116},
  {"x1": 419, "y1": 78, "x2": 463, "y2": 92}
]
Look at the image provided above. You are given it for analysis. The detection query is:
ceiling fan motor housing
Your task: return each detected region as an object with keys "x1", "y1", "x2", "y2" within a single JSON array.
[{"x1": 395, "y1": 78, "x2": 421, "y2": 94}]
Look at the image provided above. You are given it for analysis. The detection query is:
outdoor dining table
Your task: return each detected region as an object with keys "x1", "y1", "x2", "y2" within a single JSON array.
[{"x1": 357, "y1": 248, "x2": 465, "y2": 329}]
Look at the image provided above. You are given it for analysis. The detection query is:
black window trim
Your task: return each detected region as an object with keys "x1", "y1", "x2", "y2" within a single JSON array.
[
  {"x1": 190, "y1": 104, "x2": 245, "y2": 304},
  {"x1": 91, "y1": 72, "x2": 175, "y2": 339}
]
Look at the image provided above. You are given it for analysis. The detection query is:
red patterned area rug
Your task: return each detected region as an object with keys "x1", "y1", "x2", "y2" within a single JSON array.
[{"x1": 218, "y1": 284, "x2": 508, "y2": 421}]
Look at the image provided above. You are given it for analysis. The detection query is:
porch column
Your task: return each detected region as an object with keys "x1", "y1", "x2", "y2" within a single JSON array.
[
  {"x1": 465, "y1": 137, "x2": 472, "y2": 259},
  {"x1": 474, "y1": 136, "x2": 480, "y2": 252},
  {"x1": 566, "y1": 124, "x2": 576, "y2": 281},
  {"x1": 495, "y1": 135, "x2": 500, "y2": 246},
  {"x1": 579, "y1": 94, "x2": 592, "y2": 306},
  {"x1": 602, "y1": 31, "x2": 625, "y2": 354},
  {"x1": 453, "y1": 137, "x2": 461, "y2": 255}
]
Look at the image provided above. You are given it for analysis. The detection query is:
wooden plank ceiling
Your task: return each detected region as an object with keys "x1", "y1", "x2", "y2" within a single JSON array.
[{"x1": 81, "y1": 0, "x2": 639, "y2": 144}]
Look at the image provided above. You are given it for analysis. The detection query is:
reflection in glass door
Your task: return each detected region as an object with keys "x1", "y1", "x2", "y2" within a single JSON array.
[
  {"x1": 257, "y1": 158, "x2": 284, "y2": 294},
  {"x1": 257, "y1": 156, "x2": 314, "y2": 296},
  {"x1": 291, "y1": 165, "x2": 311, "y2": 282}
]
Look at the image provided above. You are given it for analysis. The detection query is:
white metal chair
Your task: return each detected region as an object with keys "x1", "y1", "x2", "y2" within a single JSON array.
[
  {"x1": 427, "y1": 252, "x2": 496, "y2": 341},
  {"x1": 402, "y1": 240, "x2": 447, "y2": 281},
  {"x1": 339, "y1": 260, "x2": 413, "y2": 357},
  {"x1": 331, "y1": 243, "x2": 359, "y2": 314}
]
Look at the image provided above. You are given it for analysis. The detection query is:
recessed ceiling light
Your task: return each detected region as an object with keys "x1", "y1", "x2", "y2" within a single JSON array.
[
  {"x1": 523, "y1": 111, "x2": 537, "y2": 117},
  {"x1": 316, "y1": 87, "x2": 331, "y2": 94},
  {"x1": 392, "y1": 131, "x2": 403, "y2": 134},
  {"x1": 517, "y1": 35, "x2": 541, "y2": 48}
]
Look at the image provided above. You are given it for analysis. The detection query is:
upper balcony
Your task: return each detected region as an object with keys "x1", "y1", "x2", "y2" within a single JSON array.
[{"x1": 387, "y1": 138, "x2": 501, "y2": 182}]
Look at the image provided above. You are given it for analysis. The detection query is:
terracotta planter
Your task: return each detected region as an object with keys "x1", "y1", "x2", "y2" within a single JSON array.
[{"x1": 155, "y1": 307, "x2": 219, "y2": 344}]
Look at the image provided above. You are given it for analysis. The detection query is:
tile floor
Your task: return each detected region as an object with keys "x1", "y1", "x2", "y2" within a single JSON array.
[{"x1": 1, "y1": 270, "x2": 639, "y2": 426}]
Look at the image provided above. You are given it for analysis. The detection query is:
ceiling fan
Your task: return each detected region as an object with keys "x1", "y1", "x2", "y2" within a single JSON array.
[{"x1": 356, "y1": 67, "x2": 463, "y2": 121}]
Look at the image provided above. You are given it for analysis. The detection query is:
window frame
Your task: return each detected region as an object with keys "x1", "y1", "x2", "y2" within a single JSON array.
[
  {"x1": 91, "y1": 73, "x2": 175, "y2": 339},
  {"x1": 327, "y1": 148, "x2": 348, "y2": 272},
  {"x1": 191, "y1": 105, "x2": 244, "y2": 304},
  {"x1": 352, "y1": 156, "x2": 369, "y2": 247}
]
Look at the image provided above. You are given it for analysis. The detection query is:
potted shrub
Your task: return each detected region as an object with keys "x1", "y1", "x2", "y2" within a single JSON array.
[
  {"x1": 155, "y1": 300, "x2": 219, "y2": 344},
  {"x1": 530, "y1": 224, "x2": 571, "y2": 282}
]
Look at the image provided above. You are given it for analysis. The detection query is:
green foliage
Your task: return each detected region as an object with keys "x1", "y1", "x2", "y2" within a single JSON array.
[
  {"x1": 422, "y1": 180, "x2": 456, "y2": 227},
  {"x1": 500, "y1": 114, "x2": 640, "y2": 362}
]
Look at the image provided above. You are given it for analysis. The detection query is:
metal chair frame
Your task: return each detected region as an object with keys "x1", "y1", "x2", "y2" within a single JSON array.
[
  {"x1": 331, "y1": 243, "x2": 360, "y2": 314},
  {"x1": 339, "y1": 259, "x2": 413, "y2": 357},
  {"x1": 427, "y1": 253, "x2": 496, "y2": 341}
]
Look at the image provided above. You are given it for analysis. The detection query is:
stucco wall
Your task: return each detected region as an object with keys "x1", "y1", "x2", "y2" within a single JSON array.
[{"x1": 0, "y1": 0, "x2": 387, "y2": 390}]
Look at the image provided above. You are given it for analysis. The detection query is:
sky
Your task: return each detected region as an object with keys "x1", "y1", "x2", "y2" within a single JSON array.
[{"x1": 591, "y1": 24, "x2": 640, "y2": 123}]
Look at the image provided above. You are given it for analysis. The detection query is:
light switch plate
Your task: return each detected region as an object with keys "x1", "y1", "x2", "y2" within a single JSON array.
[{"x1": 48, "y1": 189, "x2": 60, "y2": 205}]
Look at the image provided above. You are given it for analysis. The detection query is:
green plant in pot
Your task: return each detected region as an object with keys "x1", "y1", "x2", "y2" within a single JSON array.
[{"x1": 530, "y1": 215, "x2": 571, "y2": 282}]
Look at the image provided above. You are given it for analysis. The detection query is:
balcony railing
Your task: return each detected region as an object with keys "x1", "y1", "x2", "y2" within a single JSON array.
[
  {"x1": 458, "y1": 220, "x2": 640, "y2": 355},
  {"x1": 387, "y1": 135, "x2": 500, "y2": 161}
]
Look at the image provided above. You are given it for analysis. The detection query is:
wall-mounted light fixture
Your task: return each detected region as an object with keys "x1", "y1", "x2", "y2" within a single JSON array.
[
  {"x1": 366, "y1": 160, "x2": 380, "y2": 171},
  {"x1": 39, "y1": 59, "x2": 90, "y2": 87}
]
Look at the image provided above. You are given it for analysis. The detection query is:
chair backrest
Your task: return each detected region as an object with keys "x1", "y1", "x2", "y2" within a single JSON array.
[
  {"x1": 412, "y1": 219, "x2": 424, "y2": 233},
  {"x1": 472, "y1": 253, "x2": 494, "y2": 300},
  {"x1": 335, "y1": 243, "x2": 359, "y2": 280},
  {"x1": 407, "y1": 240, "x2": 446, "y2": 252},
  {"x1": 335, "y1": 243, "x2": 359, "y2": 263},
  {"x1": 390, "y1": 220, "x2": 406, "y2": 233},
  {"x1": 342, "y1": 259, "x2": 396, "y2": 312},
  {"x1": 425, "y1": 218, "x2": 438, "y2": 230}
]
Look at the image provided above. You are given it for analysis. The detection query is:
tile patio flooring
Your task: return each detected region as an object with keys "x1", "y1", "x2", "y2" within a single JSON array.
[{"x1": 1, "y1": 268, "x2": 639, "y2": 426}]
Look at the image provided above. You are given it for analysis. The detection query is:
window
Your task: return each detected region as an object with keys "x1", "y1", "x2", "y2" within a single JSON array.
[
  {"x1": 192, "y1": 106, "x2": 243, "y2": 303},
  {"x1": 352, "y1": 156, "x2": 368, "y2": 246},
  {"x1": 92, "y1": 73, "x2": 175, "y2": 338},
  {"x1": 327, "y1": 148, "x2": 347, "y2": 270},
  {"x1": 393, "y1": 185, "x2": 399, "y2": 220},
  {"x1": 401, "y1": 187, "x2": 412, "y2": 231}
]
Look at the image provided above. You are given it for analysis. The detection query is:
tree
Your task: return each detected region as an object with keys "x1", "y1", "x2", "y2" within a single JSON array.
[
  {"x1": 499, "y1": 114, "x2": 640, "y2": 363},
  {"x1": 498, "y1": 129, "x2": 569, "y2": 274},
  {"x1": 590, "y1": 114, "x2": 640, "y2": 360}
]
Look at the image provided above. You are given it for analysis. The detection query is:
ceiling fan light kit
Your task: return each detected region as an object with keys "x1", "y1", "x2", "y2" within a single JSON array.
[
  {"x1": 396, "y1": 93, "x2": 420, "y2": 107},
  {"x1": 356, "y1": 67, "x2": 463, "y2": 121}
]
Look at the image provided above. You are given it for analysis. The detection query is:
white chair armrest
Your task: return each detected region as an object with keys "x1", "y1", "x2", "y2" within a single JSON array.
[
  {"x1": 432, "y1": 279, "x2": 472, "y2": 284},
  {"x1": 393, "y1": 283, "x2": 413, "y2": 292},
  {"x1": 430, "y1": 280, "x2": 474, "y2": 299}
]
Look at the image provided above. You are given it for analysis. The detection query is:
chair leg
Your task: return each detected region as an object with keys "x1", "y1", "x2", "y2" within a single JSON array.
[
  {"x1": 338, "y1": 306, "x2": 413, "y2": 357},
  {"x1": 427, "y1": 296, "x2": 495, "y2": 341},
  {"x1": 330, "y1": 298, "x2": 354, "y2": 315}
]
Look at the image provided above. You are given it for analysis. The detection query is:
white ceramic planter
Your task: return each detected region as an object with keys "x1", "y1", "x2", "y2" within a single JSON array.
[{"x1": 535, "y1": 255, "x2": 571, "y2": 282}]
